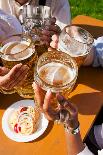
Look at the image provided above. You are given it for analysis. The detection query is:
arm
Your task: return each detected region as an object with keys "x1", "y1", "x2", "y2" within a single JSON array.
[
  {"x1": 65, "y1": 130, "x2": 94, "y2": 155},
  {"x1": 65, "y1": 131, "x2": 85, "y2": 155},
  {"x1": 33, "y1": 83, "x2": 94, "y2": 155},
  {"x1": 52, "y1": 0, "x2": 71, "y2": 30}
]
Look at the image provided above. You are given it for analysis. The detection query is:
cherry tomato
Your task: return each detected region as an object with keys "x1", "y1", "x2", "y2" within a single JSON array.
[
  {"x1": 20, "y1": 107, "x2": 28, "y2": 112},
  {"x1": 14, "y1": 124, "x2": 21, "y2": 133}
]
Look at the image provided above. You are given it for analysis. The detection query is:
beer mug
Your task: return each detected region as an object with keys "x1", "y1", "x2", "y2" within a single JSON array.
[
  {"x1": 58, "y1": 25, "x2": 94, "y2": 67},
  {"x1": 22, "y1": 5, "x2": 52, "y2": 56},
  {"x1": 0, "y1": 35, "x2": 38, "y2": 98},
  {"x1": 34, "y1": 50, "x2": 78, "y2": 108}
]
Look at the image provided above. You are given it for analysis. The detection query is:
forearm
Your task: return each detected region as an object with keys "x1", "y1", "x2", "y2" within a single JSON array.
[{"x1": 65, "y1": 130, "x2": 85, "y2": 155}]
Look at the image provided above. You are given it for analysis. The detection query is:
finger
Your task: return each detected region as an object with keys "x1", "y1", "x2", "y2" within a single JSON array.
[
  {"x1": 42, "y1": 30, "x2": 50, "y2": 36},
  {"x1": 60, "y1": 109, "x2": 69, "y2": 122},
  {"x1": 48, "y1": 25, "x2": 61, "y2": 34},
  {"x1": 41, "y1": 41, "x2": 49, "y2": 46},
  {"x1": 3, "y1": 65, "x2": 29, "y2": 89},
  {"x1": 13, "y1": 65, "x2": 29, "y2": 80},
  {"x1": 52, "y1": 34, "x2": 59, "y2": 42},
  {"x1": 48, "y1": 47, "x2": 55, "y2": 51},
  {"x1": 41, "y1": 35, "x2": 51, "y2": 43},
  {"x1": 1, "y1": 65, "x2": 28, "y2": 89},
  {"x1": 43, "y1": 90, "x2": 52, "y2": 111},
  {"x1": 43, "y1": 90, "x2": 59, "y2": 120},
  {"x1": 6, "y1": 68, "x2": 28, "y2": 89},
  {"x1": 50, "y1": 17, "x2": 56, "y2": 25},
  {"x1": 32, "y1": 82, "x2": 45, "y2": 110},
  {"x1": 56, "y1": 94, "x2": 77, "y2": 115},
  {"x1": 42, "y1": 29, "x2": 56, "y2": 37},
  {"x1": 0, "y1": 67, "x2": 9, "y2": 76},
  {"x1": 50, "y1": 41, "x2": 58, "y2": 49},
  {"x1": 64, "y1": 100, "x2": 78, "y2": 115},
  {"x1": 5, "y1": 63, "x2": 23, "y2": 80}
]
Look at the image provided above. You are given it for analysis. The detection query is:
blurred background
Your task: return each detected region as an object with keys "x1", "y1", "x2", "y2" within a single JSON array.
[{"x1": 69, "y1": 0, "x2": 103, "y2": 20}]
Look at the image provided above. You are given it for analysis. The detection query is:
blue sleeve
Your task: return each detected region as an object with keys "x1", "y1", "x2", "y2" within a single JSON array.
[{"x1": 92, "y1": 37, "x2": 103, "y2": 67}]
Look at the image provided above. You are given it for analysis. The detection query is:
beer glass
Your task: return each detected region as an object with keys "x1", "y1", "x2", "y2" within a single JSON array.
[
  {"x1": 58, "y1": 25, "x2": 94, "y2": 67},
  {"x1": 22, "y1": 5, "x2": 52, "y2": 56},
  {"x1": 0, "y1": 35, "x2": 38, "y2": 98},
  {"x1": 34, "y1": 50, "x2": 78, "y2": 108}
]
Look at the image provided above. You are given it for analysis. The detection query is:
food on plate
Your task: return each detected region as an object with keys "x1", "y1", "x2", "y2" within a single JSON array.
[{"x1": 9, "y1": 106, "x2": 40, "y2": 135}]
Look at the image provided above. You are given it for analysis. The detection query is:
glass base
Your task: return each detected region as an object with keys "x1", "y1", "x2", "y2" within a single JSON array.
[{"x1": 16, "y1": 85, "x2": 34, "y2": 99}]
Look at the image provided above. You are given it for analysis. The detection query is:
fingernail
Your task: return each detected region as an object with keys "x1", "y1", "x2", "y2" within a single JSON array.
[
  {"x1": 32, "y1": 82, "x2": 35, "y2": 89},
  {"x1": 32, "y1": 82, "x2": 37, "y2": 90},
  {"x1": 32, "y1": 83, "x2": 34, "y2": 89},
  {"x1": 18, "y1": 63, "x2": 22, "y2": 65},
  {"x1": 47, "y1": 89, "x2": 51, "y2": 95},
  {"x1": 56, "y1": 94, "x2": 65, "y2": 104}
]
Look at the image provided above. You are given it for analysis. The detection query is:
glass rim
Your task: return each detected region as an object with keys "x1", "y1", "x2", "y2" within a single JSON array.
[
  {"x1": 63, "y1": 25, "x2": 94, "y2": 45},
  {"x1": 0, "y1": 34, "x2": 32, "y2": 56},
  {"x1": 23, "y1": 5, "x2": 51, "y2": 18}
]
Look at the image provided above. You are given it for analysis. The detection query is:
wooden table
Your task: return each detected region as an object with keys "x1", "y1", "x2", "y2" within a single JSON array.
[{"x1": 0, "y1": 15, "x2": 103, "y2": 155}]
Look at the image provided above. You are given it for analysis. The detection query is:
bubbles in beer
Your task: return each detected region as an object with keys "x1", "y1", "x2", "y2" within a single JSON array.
[
  {"x1": 58, "y1": 38, "x2": 87, "y2": 57},
  {"x1": 38, "y1": 62, "x2": 76, "y2": 86}
]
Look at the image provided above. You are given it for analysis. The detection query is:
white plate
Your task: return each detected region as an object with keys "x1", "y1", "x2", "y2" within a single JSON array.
[{"x1": 2, "y1": 100, "x2": 49, "y2": 142}]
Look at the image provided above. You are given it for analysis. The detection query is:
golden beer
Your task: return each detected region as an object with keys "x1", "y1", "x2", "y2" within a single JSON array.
[
  {"x1": 0, "y1": 36, "x2": 38, "y2": 98},
  {"x1": 34, "y1": 50, "x2": 78, "y2": 108},
  {"x1": 58, "y1": 25, "x2": 94, "y2": 67}
]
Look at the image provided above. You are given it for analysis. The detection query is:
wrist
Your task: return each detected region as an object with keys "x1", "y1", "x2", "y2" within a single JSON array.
[
  {"x1": 66, "y1": 118, "x2": 79, "y2": 130},
  {"x1": 64, "y1": 121, "x2": 80, "y2": 135}
]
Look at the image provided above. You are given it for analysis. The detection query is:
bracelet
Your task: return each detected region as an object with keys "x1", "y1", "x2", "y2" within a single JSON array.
[{"x1": 64, "y1": 122, "x2": 80, "y2": 135}]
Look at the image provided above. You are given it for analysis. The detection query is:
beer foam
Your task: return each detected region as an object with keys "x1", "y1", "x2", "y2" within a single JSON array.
[
  {"x1": 1, "y1": 41, "x2": 34, "y2": 61},
  {"x1": 38, "y1": 62, "x2": 76, "y2": 86}
]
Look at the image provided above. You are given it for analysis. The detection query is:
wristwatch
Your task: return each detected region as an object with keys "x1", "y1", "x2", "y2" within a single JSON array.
[{"x1": 64, "y1": 122, "x2": 80, "y2": 135}]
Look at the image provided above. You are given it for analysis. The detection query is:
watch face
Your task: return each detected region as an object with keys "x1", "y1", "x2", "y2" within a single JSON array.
[
  {"x1": 71, "y1": 127, "x2": 80, "y2": 135},
  {"x1": 65, "y1": 124, "x2": 80, "y2": 135}
]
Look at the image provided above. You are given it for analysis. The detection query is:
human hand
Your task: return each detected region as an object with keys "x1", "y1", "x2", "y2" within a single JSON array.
[
  {"x1": 56, "y1": 94, "x2": 78, "y2": 129},
  {"x1": 32, "y1": 82, "x2": 60, "y2": 120},
  {"x1": 48, "y1": 34, "x2": 59, "y2": 51},
  {"x1": 33, "y1": 82, "x2": 78, "y2": 129},
  {"x1": 0, "y1": 63, "x2": 29, "y2": 90},
  {"x1": 41, "y1": 17, "x2": 61, "y2": 46}
]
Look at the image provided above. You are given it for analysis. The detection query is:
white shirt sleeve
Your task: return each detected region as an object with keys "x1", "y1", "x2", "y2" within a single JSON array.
[
  {"x1": 77, "y1": 145, "x2": 103, "y2": 155},
  {"x1": 98, "y1": 149, "x2": 103, "y2": 155},
  {"x1": 77, "y1": 145, "x2": 94, "y2": 155},
  {"x1": 52, "y1": 0, "x2": 71, "y2": 30}
]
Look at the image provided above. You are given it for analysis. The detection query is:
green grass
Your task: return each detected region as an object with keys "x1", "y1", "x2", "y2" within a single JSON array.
[{"x1": 69, "y1": 0, "x2": 103, "y2": 20}]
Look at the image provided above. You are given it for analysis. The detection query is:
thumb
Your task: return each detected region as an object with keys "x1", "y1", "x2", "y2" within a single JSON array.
[{"x1": 0, "y1": 66, "x2": 9, "y2": 76}]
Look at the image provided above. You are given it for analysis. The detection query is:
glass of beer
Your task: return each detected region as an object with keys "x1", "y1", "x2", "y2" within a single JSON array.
[
  {"x1": 58, "y1": 25, "x2": 94, "y2": 67},
  {"x1": 34, "y1": 49, "x2": 78, "y2": 108},
  {"x1": 22, "y1": 5, "x2": 52, "y2": 56},
  {"x1": 0, "y1": 35, "x2": 38, "y2": 98}
]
